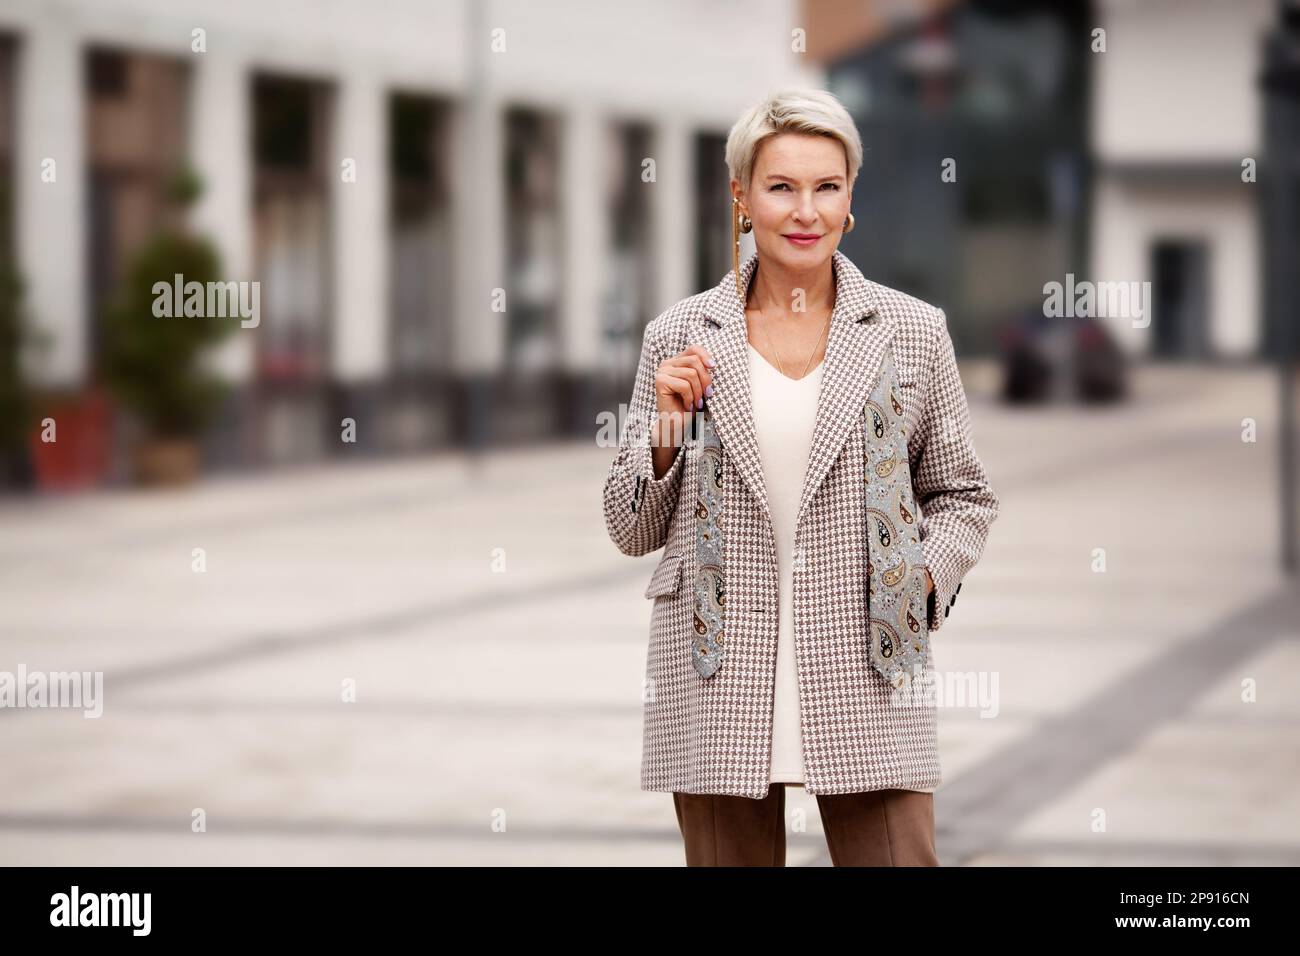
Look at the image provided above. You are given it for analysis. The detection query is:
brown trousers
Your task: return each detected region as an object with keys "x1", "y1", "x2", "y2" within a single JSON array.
[{"x1": 672, "y1": 784, "x2": 939, "y2": 866}]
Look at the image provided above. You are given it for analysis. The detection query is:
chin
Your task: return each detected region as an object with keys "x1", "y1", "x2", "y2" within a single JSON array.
[{"x1": 766, "y1": 242, "x2": 831, "y2": 270}]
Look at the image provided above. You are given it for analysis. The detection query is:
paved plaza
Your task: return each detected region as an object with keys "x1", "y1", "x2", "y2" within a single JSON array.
[{"x1": 1, "y1": 363, "x2": 1296, "y2": 865}]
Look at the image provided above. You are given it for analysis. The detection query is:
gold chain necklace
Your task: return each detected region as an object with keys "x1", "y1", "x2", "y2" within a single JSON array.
[{"x1": 755, "y1": 304, "x2": 832, "y2": 380}]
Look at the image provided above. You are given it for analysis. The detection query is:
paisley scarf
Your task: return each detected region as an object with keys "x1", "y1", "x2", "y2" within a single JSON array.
[{"x1": 690, "y1": 345, "x2": 930, "y2": 690}]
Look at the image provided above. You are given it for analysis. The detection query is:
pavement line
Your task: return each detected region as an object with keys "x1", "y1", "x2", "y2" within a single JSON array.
[
  {"x1": 0, "y1": 562, "x2": 658, "y2": 700},
  {"x1": 810, "y1": 584, "x2": 1300, "y2": 866}
]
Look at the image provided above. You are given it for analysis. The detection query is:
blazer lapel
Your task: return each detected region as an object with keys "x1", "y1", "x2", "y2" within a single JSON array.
[
  {"x1": 697, "y1": 252, "x2": 770, "y2": 526},
  {"x1": 797, "y1": 253, "x2": 894, "y2": 527},
  {"x1": 697, "y1": 249, "x2": 892, "y2": 531}
]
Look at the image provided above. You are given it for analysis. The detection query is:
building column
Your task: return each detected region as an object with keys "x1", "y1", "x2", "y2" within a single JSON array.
[
  {"x1": 190, "y1": 52, "x2": 253, "y2": 384},
  {"x1": 448, "y1": 92, "x2": 505, "y2": 447},
  {"x1": 16, "y1": 22, "x2": 85, "y2": 387},
  {"x1": 558, "y1": 103, "x2": 607, "y2": 432},
  {"x1": 331, "y1": 70, "x2": 390, "y2": 383},
  {"x1": 449, "y1": 99, "x2": 506, "y2": 374},
  {"x1": 559, "y1": 103, "x2": 606, "y2": 370},
  {"x1": 650, "y1": 118, "x2": 694, "y2": 313},
  {"x1": 446, "y1": 0, "x2": 508, "y2": 448}
]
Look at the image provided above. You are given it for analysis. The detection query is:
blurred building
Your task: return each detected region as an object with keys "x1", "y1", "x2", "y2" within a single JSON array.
[
  {"x1": 0, "y1": 0, "x2": 817, "y2": 476},
  {"x1": 816, "y1": 0, "x2": 1275, "y2": 361},
  {"x1": 0, "y1": 0, "x2": 1281, "y2": 487},
  {"x1": 1105, "y1": 0, "x2": 1286, "y2": 363},
  {"x1": 818, "y1": 0, "x2": 1091, "y2": 356},
  {"x1": 1090, "y1": 0, "x2": 1274, "y2": 360}
]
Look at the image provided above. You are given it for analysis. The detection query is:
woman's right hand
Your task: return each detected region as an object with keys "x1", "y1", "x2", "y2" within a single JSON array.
[{"x1": 650, "y1": 344, "x2": 715, "y2": 477}]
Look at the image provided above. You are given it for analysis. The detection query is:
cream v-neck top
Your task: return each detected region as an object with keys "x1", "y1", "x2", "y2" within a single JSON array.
[
  {"x1": 747, "y1": 340, "x2": 823, "y2": 787},
  {"x1": 748, "y1": 339, "x2": 936, "y2": 794}
]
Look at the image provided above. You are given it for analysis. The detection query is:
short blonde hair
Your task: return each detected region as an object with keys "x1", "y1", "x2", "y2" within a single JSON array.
[{"x1": 725, "y1": 88, "x2": 863, "y2": 193}]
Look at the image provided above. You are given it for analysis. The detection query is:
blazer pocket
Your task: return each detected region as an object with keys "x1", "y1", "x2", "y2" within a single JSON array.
[{"x1": 644, "y1": 552, "x2": 684, "y2": 599}]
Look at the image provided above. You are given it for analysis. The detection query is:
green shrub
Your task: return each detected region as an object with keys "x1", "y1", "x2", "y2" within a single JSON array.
[{"x1": 100, "y1": 169, "x2": 234, "y2": 439}]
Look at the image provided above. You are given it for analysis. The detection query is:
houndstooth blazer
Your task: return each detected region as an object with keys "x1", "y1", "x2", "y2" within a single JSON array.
[{"x1": 602, "y1": 249, "x2": 998, "y2": 799}]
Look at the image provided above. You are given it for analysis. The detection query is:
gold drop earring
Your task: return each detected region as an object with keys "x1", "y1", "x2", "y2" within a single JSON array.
[{"x1": 732, "y1": 197, "x2": 752, "y2": 301}]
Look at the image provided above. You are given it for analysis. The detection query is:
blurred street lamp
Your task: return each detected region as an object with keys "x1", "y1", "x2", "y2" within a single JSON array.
[{"x1": 1260, "y1": 0, "x2": 1300, "y2": 573}]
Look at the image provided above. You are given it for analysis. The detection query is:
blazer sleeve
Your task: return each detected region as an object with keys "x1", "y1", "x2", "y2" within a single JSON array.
[
  {"x1": 602, "y1": 320, "x2": 687, "y2": 557},
  {"x1": 912, "y1": 310, "x2": 999, "y2": 632}
]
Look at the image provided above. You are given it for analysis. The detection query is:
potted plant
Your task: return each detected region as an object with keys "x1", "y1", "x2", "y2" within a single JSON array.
[{"x1": 101, "y1": 167, "x2": 234, "y2": 486}]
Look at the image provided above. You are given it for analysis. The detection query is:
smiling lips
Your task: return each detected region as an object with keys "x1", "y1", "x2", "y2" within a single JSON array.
[{"x1": 784, "y1": 233, "x2": 821, "y2": 246}]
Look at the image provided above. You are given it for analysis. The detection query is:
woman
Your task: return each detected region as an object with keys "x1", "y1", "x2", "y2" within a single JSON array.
[{"x1": 602, "y1": 89, "x2": 998, "y2": 866}]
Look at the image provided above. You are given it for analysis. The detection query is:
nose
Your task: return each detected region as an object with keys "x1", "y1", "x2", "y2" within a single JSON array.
[{"x1": 795, "y1": 188, "x2": 817, "y2": 224}]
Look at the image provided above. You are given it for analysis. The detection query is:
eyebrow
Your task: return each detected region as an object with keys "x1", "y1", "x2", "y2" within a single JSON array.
[{"x1": 765, "y1": 173, "x2": 845, "y2": 184}]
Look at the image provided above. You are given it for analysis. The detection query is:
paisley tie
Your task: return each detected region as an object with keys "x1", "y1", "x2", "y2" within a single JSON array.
[
  {"x1": 690, "y1": 403, "x2": 726, "y2": 677},
  {"x1": 689, "y1": 347, "x2": 930, "y2": 688},
  {"x1": 862, "y1": 346, "x2": 930, "y2": 688}
]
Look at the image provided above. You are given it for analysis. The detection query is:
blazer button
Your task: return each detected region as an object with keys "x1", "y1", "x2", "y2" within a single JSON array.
[
  {"x1": 944, "y1": 606, "x2": 950, "y2": 618},
  {"x1": 956, "y1": 582, "x2": 962, "y2": 595}
]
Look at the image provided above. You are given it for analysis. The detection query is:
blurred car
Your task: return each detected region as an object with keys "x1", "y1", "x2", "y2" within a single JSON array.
[
  {"x1": 1073, "y1": 315, "x2": 1127, "y2": 403},
  {"x1": 999, "y1": 307, "x2": 1056, "y2": 403},
  {"x1": 999, "y1": 307, "x2": 1126, "y2": 404}
]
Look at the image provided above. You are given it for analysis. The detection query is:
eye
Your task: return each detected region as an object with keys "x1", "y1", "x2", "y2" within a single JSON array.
[{"x1": 768, "y1": 182, "x2": 840, "y2": 191}]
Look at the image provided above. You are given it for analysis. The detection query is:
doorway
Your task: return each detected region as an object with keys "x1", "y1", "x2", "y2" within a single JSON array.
[{"x1": 1150, "y1": 238, "x2": 1210, "y2": 358}]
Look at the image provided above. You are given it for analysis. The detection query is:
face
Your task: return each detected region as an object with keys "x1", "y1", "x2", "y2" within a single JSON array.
[{"x1": 732, "y1": 132, "x2": 852, "y2": 278}]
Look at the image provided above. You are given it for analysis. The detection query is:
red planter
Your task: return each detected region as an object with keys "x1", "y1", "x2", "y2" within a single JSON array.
[{"x1": 27, "y1": 389, "x2": 113, "y2": 491}]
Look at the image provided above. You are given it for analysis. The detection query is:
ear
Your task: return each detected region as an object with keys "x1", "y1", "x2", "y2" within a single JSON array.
[{"x1": 729, "y1": 178, "x2": 748, "y2": 215}]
